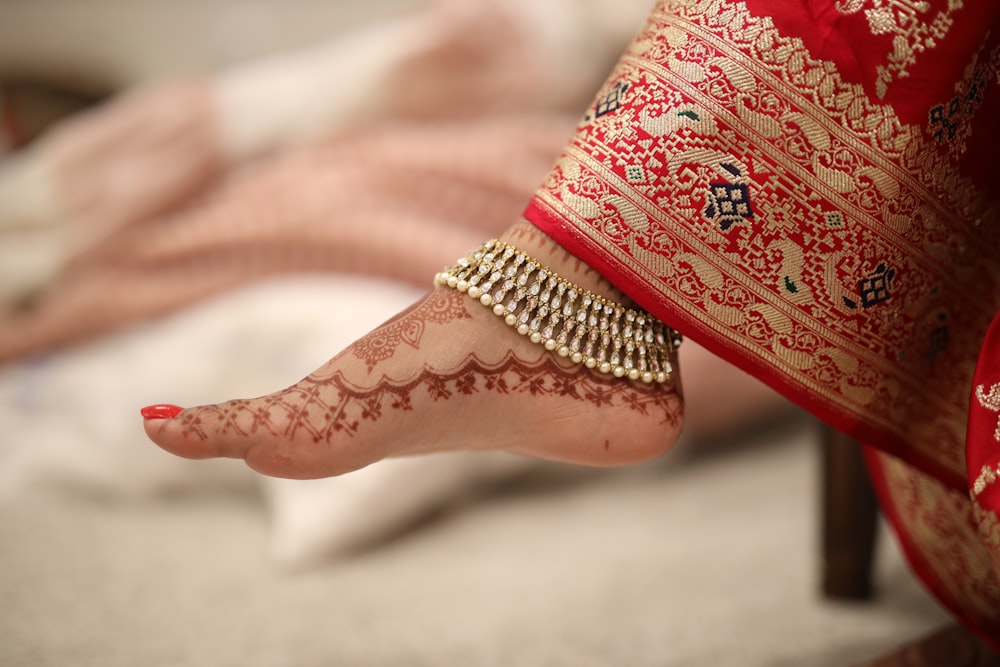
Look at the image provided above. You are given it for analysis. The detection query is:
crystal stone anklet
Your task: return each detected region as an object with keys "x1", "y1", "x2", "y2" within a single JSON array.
[{"x1": 434, "y1": 239, "x2": 681, "y2": 383}]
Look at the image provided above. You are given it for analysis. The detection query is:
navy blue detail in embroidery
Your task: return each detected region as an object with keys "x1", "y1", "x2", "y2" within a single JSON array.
[
  {"x1": 594, "y1": 82, "x2": 630, "y2": 118},
  {"x1": 720, "y1": 163, "x2": 741, "y2": 178},
  {"x1": 929, "y1": 98, "x2": 961, "y2": 142},
  {"x1": 705, "y1": 163, "x2": 755, "y2": 231},
  {"x1": 842, "y1": 262, "x2": 895, "y2": 310},
  {"x1": 927, "y1": 63, "x2": 988, "y2": 144},
  {"x1": 705, "y1": 180, "x2": 754, "y2": 231}
]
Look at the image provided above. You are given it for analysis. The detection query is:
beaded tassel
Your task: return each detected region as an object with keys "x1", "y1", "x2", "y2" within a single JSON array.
[{"x1": 434, "y1": 240, "x2": 681, "y2": 383}]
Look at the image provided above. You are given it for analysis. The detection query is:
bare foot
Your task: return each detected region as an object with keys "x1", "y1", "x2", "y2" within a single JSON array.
[{"x1": 142, "y1": 221, "x2": 684, "y2": 478}]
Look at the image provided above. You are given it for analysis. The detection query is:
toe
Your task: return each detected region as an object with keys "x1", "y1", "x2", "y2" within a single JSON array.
[
  {"x1": 142, "y1": 400, "x2": 254, "y2": 461},
  {"x1": 141, "y1": 396, "x2": 378, "y2": 479}
]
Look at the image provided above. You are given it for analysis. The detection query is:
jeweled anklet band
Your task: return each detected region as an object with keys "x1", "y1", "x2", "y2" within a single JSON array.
[{"x1": 434, "y1": 239, "x2": 682, "y2": 383}]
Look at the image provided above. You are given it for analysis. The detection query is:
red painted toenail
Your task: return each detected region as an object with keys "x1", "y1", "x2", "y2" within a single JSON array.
[{"x1": 140, "y1": 404, "x2": 184, "y2": 419}]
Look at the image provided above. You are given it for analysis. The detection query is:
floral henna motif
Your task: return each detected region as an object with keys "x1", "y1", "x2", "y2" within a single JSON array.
[
  {"x1": 176, "y1": 352, "x2": 681, "y2": 445},
  {"x1": 352, "y1": 289, "x2": 472, "y2": 371}
]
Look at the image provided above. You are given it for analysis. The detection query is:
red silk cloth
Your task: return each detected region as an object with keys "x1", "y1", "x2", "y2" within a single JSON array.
[{"x1": 524, "y1": 0, "x2": 1000, "y2": 645}]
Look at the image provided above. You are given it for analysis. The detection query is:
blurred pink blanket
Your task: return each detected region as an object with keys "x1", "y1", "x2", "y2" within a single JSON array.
[
  {"x1": 0, "y1": 0, "x2": 642, "y2": 362},
  {"x1": 0, "y1": 115, "x2": 571, "y2": 361}
]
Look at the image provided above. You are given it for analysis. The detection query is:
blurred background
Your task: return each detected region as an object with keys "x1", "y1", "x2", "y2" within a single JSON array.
[
  {"x1": 0, "y1": 1, "x2": 956, "y2": 665},
  {"x1": 0, "y1": 0, "x2": 416, "y2": 143}
]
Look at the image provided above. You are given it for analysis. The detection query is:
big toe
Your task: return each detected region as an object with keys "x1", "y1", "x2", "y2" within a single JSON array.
[
  {"x1": 142, "y1": 402, "x2": 242, "y2": 461},
  {"x1": 140, "y1": 397, "x2": 379, "y2": 479}
]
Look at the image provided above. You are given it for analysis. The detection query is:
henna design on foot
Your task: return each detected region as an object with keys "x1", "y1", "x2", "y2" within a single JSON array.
[
  {"x1": 173, "y1": 351, "x2": 681, "y2": 446},
  {"x1": 146, "y1": 225, "x2": 684, "y2": 476},
  {"x1": 352, "y1": 289, "x2": 472, "y2": 371}
]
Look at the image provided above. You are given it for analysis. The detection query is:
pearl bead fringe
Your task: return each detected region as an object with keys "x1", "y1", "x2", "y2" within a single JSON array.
[{"x1": 434, "y1": 239, "x2": 681, "y2": 383}]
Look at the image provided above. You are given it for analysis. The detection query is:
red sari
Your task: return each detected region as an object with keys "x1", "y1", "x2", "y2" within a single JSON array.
[{"x1": 524, "y1": 0, "x2": 1000, "y2": 645}]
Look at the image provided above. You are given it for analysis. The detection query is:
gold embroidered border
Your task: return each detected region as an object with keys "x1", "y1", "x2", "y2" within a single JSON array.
[
  {"x1": 972, "y1": 499, "x2": 1000, "y2": 587},
  {"x1": 533, "y1": 0, "x2": 1000, "y2": 479},
  {"x1": 877, "y1": 452, "x2": 1000, "y2": 628},
  {"x1": 650, "y1": 0, "x2": 995, "y2": 227}
]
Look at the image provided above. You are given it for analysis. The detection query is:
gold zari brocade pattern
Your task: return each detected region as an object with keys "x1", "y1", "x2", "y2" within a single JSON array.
[
  {"x1": 876, "y1": 452, "x2": 1000, "y2": 631},
  {"x1": 836, "y1": 0, "x2": 965, "y2": 98},
  {"x1": 971, "y1": 381, "x2": 1000, "y2": 511},
  {"x1": 531, "y1": 0, "x2": 1000, "y2": 482}
]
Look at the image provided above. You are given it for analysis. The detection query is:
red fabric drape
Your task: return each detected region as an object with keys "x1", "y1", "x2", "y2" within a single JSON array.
[{"x1": 524, "y1": 0, "x2": 1000, "y2": 645}]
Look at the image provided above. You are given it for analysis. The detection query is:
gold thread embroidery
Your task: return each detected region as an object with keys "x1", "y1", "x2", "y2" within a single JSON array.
[
  {"x1": 976, "y1": 382, "x2": 1000, "y2": 442},
  {"x1": 972, "y1": 500, "x2": 1000, "y2": 580},
  {"x1": 972, "y1": 466, "x2": 1000, "y2": 497},
  {"x1": 928, "y1": 39, "x2": 1000, "y2": 159},
  {"x1": 877, "y1": 453, "x2": 1000, "y2": 625},
  {"x1": 973, "y1": 464, "x2": 1000, "y2": 496},
  {"x1": 836, "y1": 0, "x2": 966, "y2": 99},
  {"x1": 532, "y1": 0, "x2": 1000, "y2": 481}
]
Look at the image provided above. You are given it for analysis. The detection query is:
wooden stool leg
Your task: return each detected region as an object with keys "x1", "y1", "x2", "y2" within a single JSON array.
[{"x1": 821, "y1": 425, "x2": 880, "y2": 600}]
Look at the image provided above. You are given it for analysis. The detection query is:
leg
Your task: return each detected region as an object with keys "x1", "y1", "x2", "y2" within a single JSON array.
[{"x1": 142, "y1": 221, "x2": 685, "y2": 478}]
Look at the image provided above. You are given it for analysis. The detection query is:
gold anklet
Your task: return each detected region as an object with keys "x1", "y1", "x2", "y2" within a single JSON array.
[{"x1": 434, "y1": 239, "x2": 681, "y2": 383}]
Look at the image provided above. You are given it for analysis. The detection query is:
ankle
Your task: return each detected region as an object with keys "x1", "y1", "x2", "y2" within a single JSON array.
[{"x1": 499, "y1": 220, "x2": 626, "y2": 304}]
